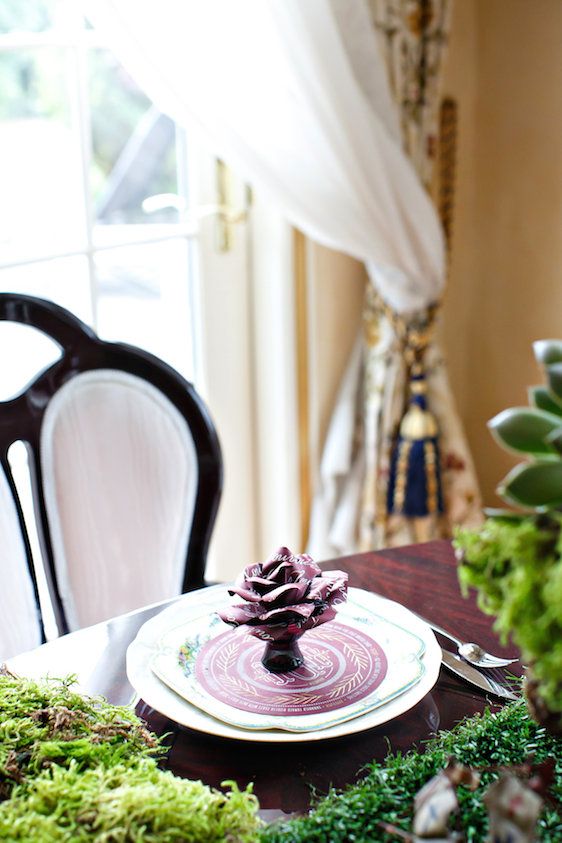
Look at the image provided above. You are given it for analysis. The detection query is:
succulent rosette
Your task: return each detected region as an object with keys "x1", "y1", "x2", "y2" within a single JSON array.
[{"x1": 218, "y1": 546, "x2": 348, "y2": 641}]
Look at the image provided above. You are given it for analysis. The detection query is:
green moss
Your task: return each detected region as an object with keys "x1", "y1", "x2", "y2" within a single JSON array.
[
  {"x1": 455, "y1": 515, "x2": 562, "y2": 712},
  {"x1": 0, "y1": 675, "x2": 261, "y2": 841},
  {"x1": 0, "y1": 673, "x2": 159, "y2": 794},
  {"x1": 261, "y1": 702, "x2": 562, "y2": 843},
  {"x1": 0, "y1": 762, "x2": 260, "y2": 842}
]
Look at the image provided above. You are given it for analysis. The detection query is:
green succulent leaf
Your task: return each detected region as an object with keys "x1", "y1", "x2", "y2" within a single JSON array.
[
  {"x1": 498, "y1": 461, "x2": 562, "y2": 508},
  {"x1": 528, "y1": 384, "x2": 562, "y2": 415},
  {"x1": 547, "y1": 362, "x2": 562, "y2": 403},
  {"x1": 488, "y1": 407, "x2": 562, "y2": 456},
  {"x1": 534, "y1": 339, "x2": 562, "y2": 365},
  {"x1": 482, "y1": 507, "x2": 530, "y2": 522},
  {"x1": 546, "y1": 427, "x2": 562, "y2": 455}
]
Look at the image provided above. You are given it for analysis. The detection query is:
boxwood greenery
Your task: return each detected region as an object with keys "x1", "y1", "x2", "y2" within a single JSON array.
[
  {"x1": 262, "y1": 698, "x2": 562, "y2": 842},
  {"x1": 1, "y1": 674, "x2": 562, "y2": 841},
  {"x1": 456, "y1": 513, "x2": 562, "y2": 717}
]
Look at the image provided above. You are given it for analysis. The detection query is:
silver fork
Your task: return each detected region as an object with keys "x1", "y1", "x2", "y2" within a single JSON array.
[{"x1": 416, "y1": 614, "x2": 518, "y2": 668}]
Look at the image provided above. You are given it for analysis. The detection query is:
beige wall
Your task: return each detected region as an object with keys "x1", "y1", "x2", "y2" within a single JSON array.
[
  {"x1": 443, "y1": 0, "x2": 562, "y2": 506},
  {"x1": 308, "y1": 245, "x2": 365, "y2": 459}
]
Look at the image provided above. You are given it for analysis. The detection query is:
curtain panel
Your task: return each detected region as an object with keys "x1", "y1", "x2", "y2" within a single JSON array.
[
  {"x1": 86, "y1": 0, "x2": 443, "y2": 310},
  {"x1": 86, "y1": 0, "x2": 482, "y2": 556},
  {"x1": 309, "y1": 0, "x2": 482, "y2": 557}
]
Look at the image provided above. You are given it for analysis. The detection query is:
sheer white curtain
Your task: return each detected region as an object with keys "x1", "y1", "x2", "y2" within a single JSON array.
[
  {"x1": 87, "y1": 0, "x2": 481, "y2": 557},
  {"x1": 86, "y1": 0, "x2": 444, "y2": 313}
]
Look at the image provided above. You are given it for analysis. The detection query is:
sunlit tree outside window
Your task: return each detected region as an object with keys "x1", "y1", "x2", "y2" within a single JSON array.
[{"x1": 0, "y1": 0, "x2": 196, "y2": 399}]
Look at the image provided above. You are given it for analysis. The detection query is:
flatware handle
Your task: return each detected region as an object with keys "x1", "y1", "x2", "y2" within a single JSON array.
[
  {"x1": 413, "y1": 613, "x2": 461, "y2": 647},
  {"x1": 440, "y1": 649, "x2": 518, "y2": 701}
]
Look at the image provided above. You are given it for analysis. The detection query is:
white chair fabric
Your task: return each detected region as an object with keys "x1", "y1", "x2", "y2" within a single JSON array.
[
  {"x1": 41, "y1": 370, "x2": 198, "y2": 630},
  {"x1": 0, "y1": 465, "x2": 42, "y2": 660}
]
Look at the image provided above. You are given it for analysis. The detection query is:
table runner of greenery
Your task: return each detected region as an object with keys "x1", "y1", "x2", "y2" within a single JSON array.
[
  {"x1": 1, "y1": 673, "x2": 561, "y2": 841},
  {"x1": 262, "y1": 700, "x2": 562, "y2": 842}
]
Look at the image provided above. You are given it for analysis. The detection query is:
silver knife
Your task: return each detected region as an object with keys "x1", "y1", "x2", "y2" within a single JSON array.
[{"x1": 440, "y1": 648, "x2": 518, "y2": 701}]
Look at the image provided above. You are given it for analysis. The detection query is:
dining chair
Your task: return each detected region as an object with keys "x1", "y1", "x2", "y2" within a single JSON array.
[{"x1": 0, "y1": 293, "x2": 222, "y2": 659}]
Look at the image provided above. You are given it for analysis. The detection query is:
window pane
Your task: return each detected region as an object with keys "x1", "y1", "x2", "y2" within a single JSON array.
[
  {"x1": 95, "y1": 240, "x2": 194, "y2": 379},
  {"x1": 0, "y1": 324, "x2": 61, "y2": 400},
  {"x1": 0, "y1": 255, "x2": 91, "y2": 400},
  {"x1": 0, "y1": 0, "x2": 64, "y2": 34},
  {"x1": 0, "y1": 255, "x2": 92, "y2": 322},
  {"x1": 0, "y1": 49, "x2": 86, "y2": 264},
  {"x1": 90, "y1": 49, "x2": 182, "y2": 231}
]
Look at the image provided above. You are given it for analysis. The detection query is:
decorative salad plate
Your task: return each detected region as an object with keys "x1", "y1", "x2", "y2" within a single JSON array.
[{"x1": 126, "y1": 585, "x2": 441, "y2": 743}]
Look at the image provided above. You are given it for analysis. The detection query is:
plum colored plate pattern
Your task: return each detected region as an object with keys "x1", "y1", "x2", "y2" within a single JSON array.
[{"x1": 194, "y1": 621, "x2": 388, "y2": 717}]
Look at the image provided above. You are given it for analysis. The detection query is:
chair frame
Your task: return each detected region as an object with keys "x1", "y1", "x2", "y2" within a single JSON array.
[{"x1": 0, "y1": 293, "x2": 222, "y2": 637}]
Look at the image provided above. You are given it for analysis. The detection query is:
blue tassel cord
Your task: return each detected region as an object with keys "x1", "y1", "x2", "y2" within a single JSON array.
[{"x1": 387, "y1": 367, "x2": 444, "y2": 517}]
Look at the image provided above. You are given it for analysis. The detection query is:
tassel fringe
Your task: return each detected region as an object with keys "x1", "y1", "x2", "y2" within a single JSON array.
[{"x1": 387, "y1": 367, "x2": 444, "y2": 518}]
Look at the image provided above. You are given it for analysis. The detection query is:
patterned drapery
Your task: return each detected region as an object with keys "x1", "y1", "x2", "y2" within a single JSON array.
[
  {"x1": 308, "y1": 0, "x2": 482, "y2": 557},
  {"x1": 371, "y1": 0, "x2": 451, "y2": 189},
  {"x1": 363, "y1": 0, "x2": 482, "y2": 547},
  {"x1": 359, "y1": 288, "x2": 482, "y2": 550}
]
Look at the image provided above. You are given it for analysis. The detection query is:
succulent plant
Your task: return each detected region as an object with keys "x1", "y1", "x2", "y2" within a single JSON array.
[
  {"x1": 455, "y1": 339, "x2": 562, "y2": 733},
  {"x1": 488, "y1": 340, "x2": 562, "y2": 511}
]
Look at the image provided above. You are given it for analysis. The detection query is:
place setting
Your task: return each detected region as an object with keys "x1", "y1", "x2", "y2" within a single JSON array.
[{"x1": 126, "y1": 547, "x2": 442, "y2": 742}]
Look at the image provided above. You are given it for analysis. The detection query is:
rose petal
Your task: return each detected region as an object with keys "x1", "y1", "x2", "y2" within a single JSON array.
[
  {"x1": 256, "y1": 560, "x2": 294, "y2": 584},
  {"x1": 310, "y1": 605, "x2": 337, "y2": 627},
  {"x1": 243, "y1": 563, "x2": 262, "y2": 578},
  {"x1": 243, "y1": 576, "x2": 279, "y2": 594},
  {"x1": 261, "y1": 546, "x2": 295, "y2": 575},
  {"x1": 260, "y1": 581, "x2": 310, "y2": 606},
  {"x1": 227, "y1": 585, "x2": 263, "y2": 602},
  {"x1": 292, "y1": 559, "x2": 322, "y2": 580},
  {"x1": 321, "y1": 570, "x2": 348, "y2": 590},
  {"x1": 257, "y1": 602, "x2": 316, "y2": 624},
  {"x1": 217, "y1": 602, "x2": 264, "y2": 626},
  {"x1": 307, "y1": 578, "x2": 332, "y2": 602},
  {"x1": 307, "y1": 571, "x2": 347, "y2": 603}
]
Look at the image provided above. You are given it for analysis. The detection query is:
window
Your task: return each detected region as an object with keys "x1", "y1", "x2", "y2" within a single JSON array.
[
  {"x1": 0, "y1": 0, "x2": 196, "y2": 391},
  {"x1": 0, "y1": 1, "x2": 202, "y2": 636},
  {"x1": 0, "y1": 0, "x2": 301, "y2": 588}
]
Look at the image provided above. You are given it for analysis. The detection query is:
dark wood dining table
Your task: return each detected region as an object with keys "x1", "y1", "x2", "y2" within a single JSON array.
[{"x1": 7, "y1": 540, "x2": 520, "y2": 820}]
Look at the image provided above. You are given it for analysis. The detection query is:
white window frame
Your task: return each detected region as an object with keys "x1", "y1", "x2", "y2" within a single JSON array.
[{"x1": 0, "y1": 22, "x2": 197, "y2": 364}]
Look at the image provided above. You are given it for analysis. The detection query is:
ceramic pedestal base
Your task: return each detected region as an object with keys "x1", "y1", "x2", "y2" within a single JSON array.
[{"x1": 261, "y1": 635, "x2": 304, "y2": 673}]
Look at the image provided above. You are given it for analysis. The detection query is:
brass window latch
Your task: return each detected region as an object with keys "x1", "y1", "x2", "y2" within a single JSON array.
[
  {"x1": 214, "y1": 158, "x2": 251, "y2": 253},
  {"x1": 142, "y1": 160, "x2": 251, "y2": 253}
]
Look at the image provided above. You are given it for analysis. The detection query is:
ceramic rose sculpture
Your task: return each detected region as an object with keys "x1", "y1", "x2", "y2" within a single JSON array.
[{"x1": 218, "y1": 546, "x2": 348, "y2": 672}]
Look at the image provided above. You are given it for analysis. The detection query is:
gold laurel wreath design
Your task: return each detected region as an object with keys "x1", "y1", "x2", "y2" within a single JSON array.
[
  {"x1": 324, "y1": 637, "x2": 371, "y2": 701},
  {"x1": 259, "y1": 692, "x2": 324, "y2": 706},
  {"x1": 318, "y1": 628, "x2": 371, "y2": 670},
  {"x1": 342, "y1": 641, "x2": 370, "y2": 672},
  {"x1": 220, "y1": 673, "x2": 260, "y2": 698},
  {"x1": 326, "y1": 675, "x2": 362, "y2": 700},
  {"x1": 214, "y1": 641, "x2": 238, "y2": 674}
]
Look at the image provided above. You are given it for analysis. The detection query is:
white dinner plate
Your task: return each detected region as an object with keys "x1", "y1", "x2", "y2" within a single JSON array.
[{"x1": 126, "y1": 585, "x2": 441, "y2": 743}]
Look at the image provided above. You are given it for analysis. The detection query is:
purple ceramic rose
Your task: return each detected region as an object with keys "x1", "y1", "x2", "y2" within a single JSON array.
[{"x1": 217, "y1": 546, "x2": 348, "y2": 642}]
